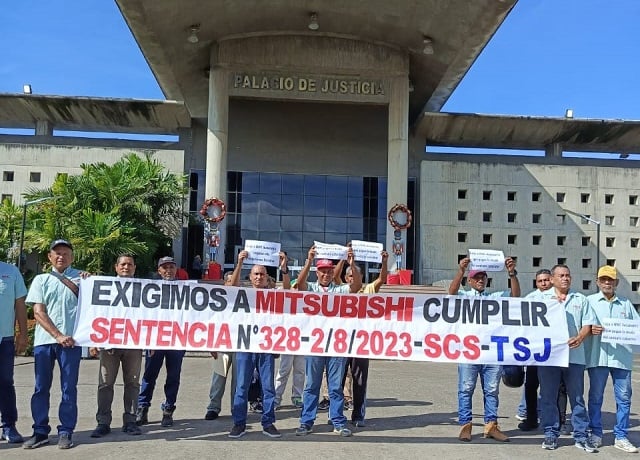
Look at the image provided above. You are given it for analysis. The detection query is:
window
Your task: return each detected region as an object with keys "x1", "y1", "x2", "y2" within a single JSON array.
[
  {"x1": 606, "y1": 237, "x2": 615, "y2": 247},
  {"x1": 605, "y1": 194, "x2": 614, "y2": 204},
  {"x1": 531, "y1": 192, "x2": 541, "y2": 202},
  {"x1": 632, "y1": 260, "x2": 640, "y2": 270},
  {"x1": 483, "y1": 212, "x2": 492, "y2": 222},
  {"x1": 507, "y1": 234, "x2": 517, "y2": 244},
  {"x1": 581, "y1": 193, "x2": 590, "y2": 203},
  {"x1": 606, "y1": 259, "x2": 615, "y2": 266},
  {"x1": 556, "y1": 192, "x2": 565, "y2": 203},
  {"x1": 583, "y1": 280, "x2": 591, "y2": 290},
  {"x1": 532, "y1": 235, "x2": 542, "y2": 245},
  {"x1": 631, "y1": 216, "x2": 639, "y2": 227},
  {"x1": 532, "y1": 213, "x2": 541, "y2": 224},
  {"x1": 532, "y1": 280, "x2": 537, "y2": 290},
  {"x1": 581, "y1": 215, "x2": 592, "y2": 224},
  {"x1": 483, "y1": 234, "x2": 492, "y2": 244},
  {"x1": 458, "y1": 254, "x2": 466, "y2": 263},
  {"x1": 458, "y1": 233, "x2": 467, "y2": 243},
  {"x1": 507, "y1": 191, "x2": 516, "y2": 201},
  {"x1": 483, "y1": 190, "x2": 492, "y2": 200},
  {"x1": 533, "y1": 257, "x2": 542, "y2": 267},
  {"x1": 0, "y1": 194, "x2": 12, "y2": 202},
  {"x1": 2, "y1": 171, "x2": 14, "y2": 181},
  {"x1": 633, "y1": 282, "x2": 640, "y2": 291},
  {"x1": 556, "y1": 214, "x2": 566, "y2": 224},
  {"x1": 605, "y1": 216, "x2": 614, "y2": 226},
  {"x1": 632, "y1": 238, "x2": 639, "y2": 248},
  {"x1": 507, "y1": 213, "x2": 517, "y2": 223},
  {"x1": 557, "y1": 257, "x2": 566, "y2": 265},
  {"x1": 458, "y1": 189, "x2": 467, "y2": 199},
  {"x1": 582, "y1": 258, "x2": 591, "y2": 268},
  {"x1": 458, "y1": 211, "x2": 467, "y2": 221},
  {"x1": 630, "y1": 195, "x2": 638, "y2": 205},
  {"x1": 557, "y1": 236, "x2": 566, "y2": 246},
  {"x1": 29, "y1": 172, "x2": 41, "y2": 182},
  {"x1": 582, "y1": 236, "x2": 591, "y2": 246},
  {"x1": 486, "y1": 278, "x2": 492, "y2": 288}
]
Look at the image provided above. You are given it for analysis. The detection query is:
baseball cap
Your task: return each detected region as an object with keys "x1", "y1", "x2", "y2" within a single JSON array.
[
  {"x1": 50, "y1": 239, "x2": 73, "y2": 251},
  {"x1": 597, "y1": 265, "x2": 617, "y2": 280},
  {"x1": 467, "y1": 270, "x2": 487, "y2": 279},
  {"x1": 316, "y1": 259, "x2": 334, "y2": 269},
  {"x1": 157, "y1": 256, "x2": 177, "y2": 268}
]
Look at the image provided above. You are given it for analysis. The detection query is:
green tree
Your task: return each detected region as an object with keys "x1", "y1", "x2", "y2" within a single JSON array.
[
  {"x1": 23, "y1": 153, "x2": 188, "y2": 275},
  {"x1": 0, "y1": 198, "x2": 22, "y2": 263}
]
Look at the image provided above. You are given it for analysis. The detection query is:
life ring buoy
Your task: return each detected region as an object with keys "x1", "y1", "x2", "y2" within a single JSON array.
[
  {"x1": 388, "y1": 203, "x2": 412, "y2": 230},
  {"x1": 200, "y1": 198, "x2": 226, "y2": 223}
]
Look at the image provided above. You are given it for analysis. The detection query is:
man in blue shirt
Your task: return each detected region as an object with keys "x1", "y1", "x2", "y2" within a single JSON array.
[
  {"x1": 0, "y1": 261, "x2": 28, "y2": 444},
  {"x1": 586, "y1": 265, "x2": 639, "y2": 453},
  {"x1": 448, "y1": 255, "x2": 519, "y2": 443}
]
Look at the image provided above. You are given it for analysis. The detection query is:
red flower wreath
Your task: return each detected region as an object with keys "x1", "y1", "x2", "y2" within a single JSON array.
[
  {"x1": 388, "y1": 203, "x2": 412, "y2": 230},
  {"x1": 199, "y1": 198, "x2": 227, "y2": 223}
]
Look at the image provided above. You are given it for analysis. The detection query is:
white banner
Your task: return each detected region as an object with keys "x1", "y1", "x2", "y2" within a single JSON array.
[
  {"x1": 351, "y1": 240, "x2": 383, "y2": 263},
  {"x1": 601, "y1": 317, "x2": 640, "y2": 345},
  {"x1": 468, "y1": 249, "x2": 505, "y2": 272},
  {"x1": 73, "y1": 277, "x2": 570, "y2": 366},
  {"x1": 244, "y1": 239, "x2": 281, "y2": 267}
]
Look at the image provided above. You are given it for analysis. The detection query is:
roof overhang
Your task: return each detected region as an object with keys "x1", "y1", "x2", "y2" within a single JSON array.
[{"x1": 418, "y1": 112, "x2": 640, "y2": 154}]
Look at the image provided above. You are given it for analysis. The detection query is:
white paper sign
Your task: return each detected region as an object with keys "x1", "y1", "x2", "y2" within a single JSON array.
[
  {"x1": 601, "y1": 318, "x2": 640, "y2": 345},
  {"x1": 468, "y1": 249, "x2": 505, "y2": 272},
  {"x1": 351, "y1": 240, "x2": 383, "y2": 263},
  {"x1": 244, "y1": 240, "x2": 281, "y2": 267},
  {"x1": 314, "y1": 241, "x2": 348, "y2": 260}
]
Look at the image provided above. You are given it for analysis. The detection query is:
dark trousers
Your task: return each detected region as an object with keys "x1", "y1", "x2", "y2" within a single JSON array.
[
  {"x1": 138, "y1": 350, "x2": 185, "y2": 410},
  {"x1": 0, "y1": 337, "x2": 18, "y2": 428},
  {"x1": 343, "y1": 357, "x2": 369, "y2": 422},
  {"x1": 524, "y1": 366, "x2": 539, "y2": 424},
  {"x1": 96, "y1": 348, "x2": 142, "y2": 425}
]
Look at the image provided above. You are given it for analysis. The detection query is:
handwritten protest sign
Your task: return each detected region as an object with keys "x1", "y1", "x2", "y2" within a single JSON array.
[
  {"x1": 314, "y1": 241, "x2": 347, "y2": 260},
  {"x1": 244, "y1": 240, "x2": 280, "y2": 267},
  {"x1": 351, "y1": 240, "x2": 383, "y2": 263},
  {"x1": 468, "y1": 249, "x2": 505, "y2": 272},
  {"x1": 601, "y1": 317, "x2": 640, "y2": 345}
]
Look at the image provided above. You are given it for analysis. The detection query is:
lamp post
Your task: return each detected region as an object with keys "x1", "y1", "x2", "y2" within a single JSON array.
[
  {"x1": 17, "y1": 197, "x2": 53, "y2": 270},
  {"x1": 563, "y1": 209, "x2": 600, "y2": 279}
]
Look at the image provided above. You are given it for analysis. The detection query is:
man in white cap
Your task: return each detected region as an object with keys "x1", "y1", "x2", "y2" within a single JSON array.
[{"x1": 586, "y1": 265, "x2": 640, "y2": 453}]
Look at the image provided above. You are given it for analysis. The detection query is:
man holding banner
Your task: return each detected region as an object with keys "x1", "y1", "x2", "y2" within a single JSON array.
[
  {"x1": 586, "y1": 265, "x2": 639, "y2": 453},
  {"x1": 295, "y1": 244, "x2": 361, "y2": 438},
  {"x1": 448, "y1": 255, "x2": 519, "y2": 443}
]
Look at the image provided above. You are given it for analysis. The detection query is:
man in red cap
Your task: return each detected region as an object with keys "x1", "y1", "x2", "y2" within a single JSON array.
[
  {"x1": 295, "y1": 244, "x2": 361, "y2": 438},
  {"x1": 448, "y1": 255, "x2": 520, "y2": 443}
]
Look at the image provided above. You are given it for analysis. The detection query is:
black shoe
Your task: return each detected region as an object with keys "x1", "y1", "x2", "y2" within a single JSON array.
[
  {"x1": 250, "y1": 401, "x2": 263, "y2": 413},
  {"x1": 518, "y1": 421, "x2": 539, "y2": 431},
  {"x1": 57, "y1": 433, "x2": 73, "y2": 449},
  {"x1": 122, "y1": 422, "x2": 142, "y2": 435},
  {"x1": 318, "y1": 398, "x2": 330, "y2": 411},
  {"x1": 23, "y1": 433, "x2": 49, "y2": 449},
  {"x1": 90, "y1": 424, "x2": 111, "y2": 438},
  {"x1": 228, "y1": 424, "x2": 246, "y2": 438},
  {"x1": 161, "y1": 409, "x2": 174, "y2": 427},
  {"x1": 135, "y1": 407, "x2": 149, "y2": 426},
  {"x1": 204, "y1": 410, "x2": 219, "y2": 420}
]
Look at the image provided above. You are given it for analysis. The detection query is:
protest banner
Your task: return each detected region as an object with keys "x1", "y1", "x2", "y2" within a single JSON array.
[
  {"x1": 314, "y1": 241, "x2": 347, "y2": 260},
  {"x1": 244, "y1": 239, "x2": 281, "y2": 266},
  {"x1": 351, "y1": 240, "x2": 383, "y2": 263},
  {"x1": 74, "y1": 277, "x2": 569, "y2": 366},
  {"x1": 468, "y1": 249, "x2": 505, "y2": 272}
]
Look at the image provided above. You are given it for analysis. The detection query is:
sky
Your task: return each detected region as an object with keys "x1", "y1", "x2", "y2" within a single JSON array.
[{"x1": 1, "y1": 1, "x2": 639, "y2": 145}]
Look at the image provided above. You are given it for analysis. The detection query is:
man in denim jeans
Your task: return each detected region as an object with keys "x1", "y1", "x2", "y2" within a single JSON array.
[
  {"x1": 586, "y1": 265, "x2": 639, "y2": 453},
  {"x1": 0, "y1": 261, "x2": 28, "y2": 444},
  {"x1": 532, "y1": 264, "x2": 598, "y2": 453},
  {"x1": 295, "y1": 244, "x2": 361, "y2": 438},
  {"x1": 448, "y1": 255, "x2": 520, "y2": 443}
]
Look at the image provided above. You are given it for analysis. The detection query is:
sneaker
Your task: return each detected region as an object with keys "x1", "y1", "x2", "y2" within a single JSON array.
[
  {"x1": 351, "y1": 420, "x2": 366, "y2": 428},
  {"x1": 344, "y1": 399, "x2": 353, "y2": 411},
  {"x1": 204, "y1": 410, "x2": 219, "y2": 420},
  {"x1": 590, "y1": 434, "x2": 602, "y2": 448},
  {"x1": 295, "y1": 424, "x2": 312, "y2": 436},
  {"x1": 1, "y1": 426, "x2": 24, "y2": 443},
  {"x1": 23, "y1": 433, "x2": 49, "y2": 449},
  {"x1": 318, "y1": 398, "x2": 330, "y2": 411},
  {"x1": 161, "y1": 409, "x2": 174, "y2": 427},
  {"x1": 262, "y1": 424, "x2": 282, "y2": 438},
  {"x1": 518, "y1": 420, "x2": 539, "y2": 431},
  {"x1": 250, "y1": 401, "x2": 263, "y2": 413},
  {"x1": 333, "y1": 425, "x2": 353, "y2": 437},
  {"x1": 57, "y1": 433, "x2": 74, "y2": 449},
  {"x1": 560, "y1": 421, "x2": 572, "y2": 436},
  {"x1": 122, "y1": 422, "x2": 142, "y2": 435},
  {"x1": 542, "y1": 436, "x2": 558, "y2": 450},
  {"x1": 90, "y1": 424, "x2": 111, "y2": 438},
  {"x1": 515, "y1": 413, "x2": 527, "y2": 421},
  {"x1": 228, "y1": 424, "x2": 247, "y2": 438},
  {"x1": 292, "y1": 397, "x2": 303, "y2": 408},
  {"x1": 135, "y1": 406, "x2": 149, "y2": 426},
  {"x1": 615, "y1": 438, "x2": 639, "y2": 453},
  {"x1": 575, "y1": 438, "x2": 598, "y2": 453}
]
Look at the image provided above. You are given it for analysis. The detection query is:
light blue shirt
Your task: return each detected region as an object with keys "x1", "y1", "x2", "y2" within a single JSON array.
[
  {"x1": 585, "y1": 291, "x2": 639, "y2": 370},
  {"x1": 0, "y1": 262, "x2": 28, "y2": 338},
  {"x1": 26, "y1": 267, "x2": 82, "y2": 346},
  {"x1": 456, "y1": 287, "x2": 510, "y2": 298},
  {"x1": 531, "y1": 289, "x2": 596, "y2": 365},
  {"x1": 306, "y1": 281, "x2": 350, "y2": 294}
]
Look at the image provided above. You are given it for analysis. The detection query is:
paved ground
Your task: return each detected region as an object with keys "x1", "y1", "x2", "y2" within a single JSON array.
[{"x1": 3, "y1": 354, "x2": 640, "y2": 459}]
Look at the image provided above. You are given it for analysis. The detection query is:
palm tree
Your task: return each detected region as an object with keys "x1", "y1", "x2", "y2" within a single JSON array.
[
  {"x1": 23, "y1": 153, "x2": 188, "y2": 275},
  {"x1": 0, "y1": 198, "x2": 23, "y2": 263}
]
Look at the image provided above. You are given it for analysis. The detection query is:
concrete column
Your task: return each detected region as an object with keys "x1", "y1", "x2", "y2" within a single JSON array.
[
  {"x1": 205, "y1": 65, "x2": 229, "y2": 263},
  {"x1": 386, "y1": 76, "x2": 409, "y2": 270},
  {"x1": 35, "y1": 120, "x2": 52, "y2": 136},
  {"x1": 545, "y1": 143, "x2": 563, "y2": 157}
]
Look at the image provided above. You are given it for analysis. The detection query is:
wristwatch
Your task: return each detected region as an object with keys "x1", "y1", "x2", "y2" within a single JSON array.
[{"x1": 508, "y1": 270, "x2": 518, "y2": 277}]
